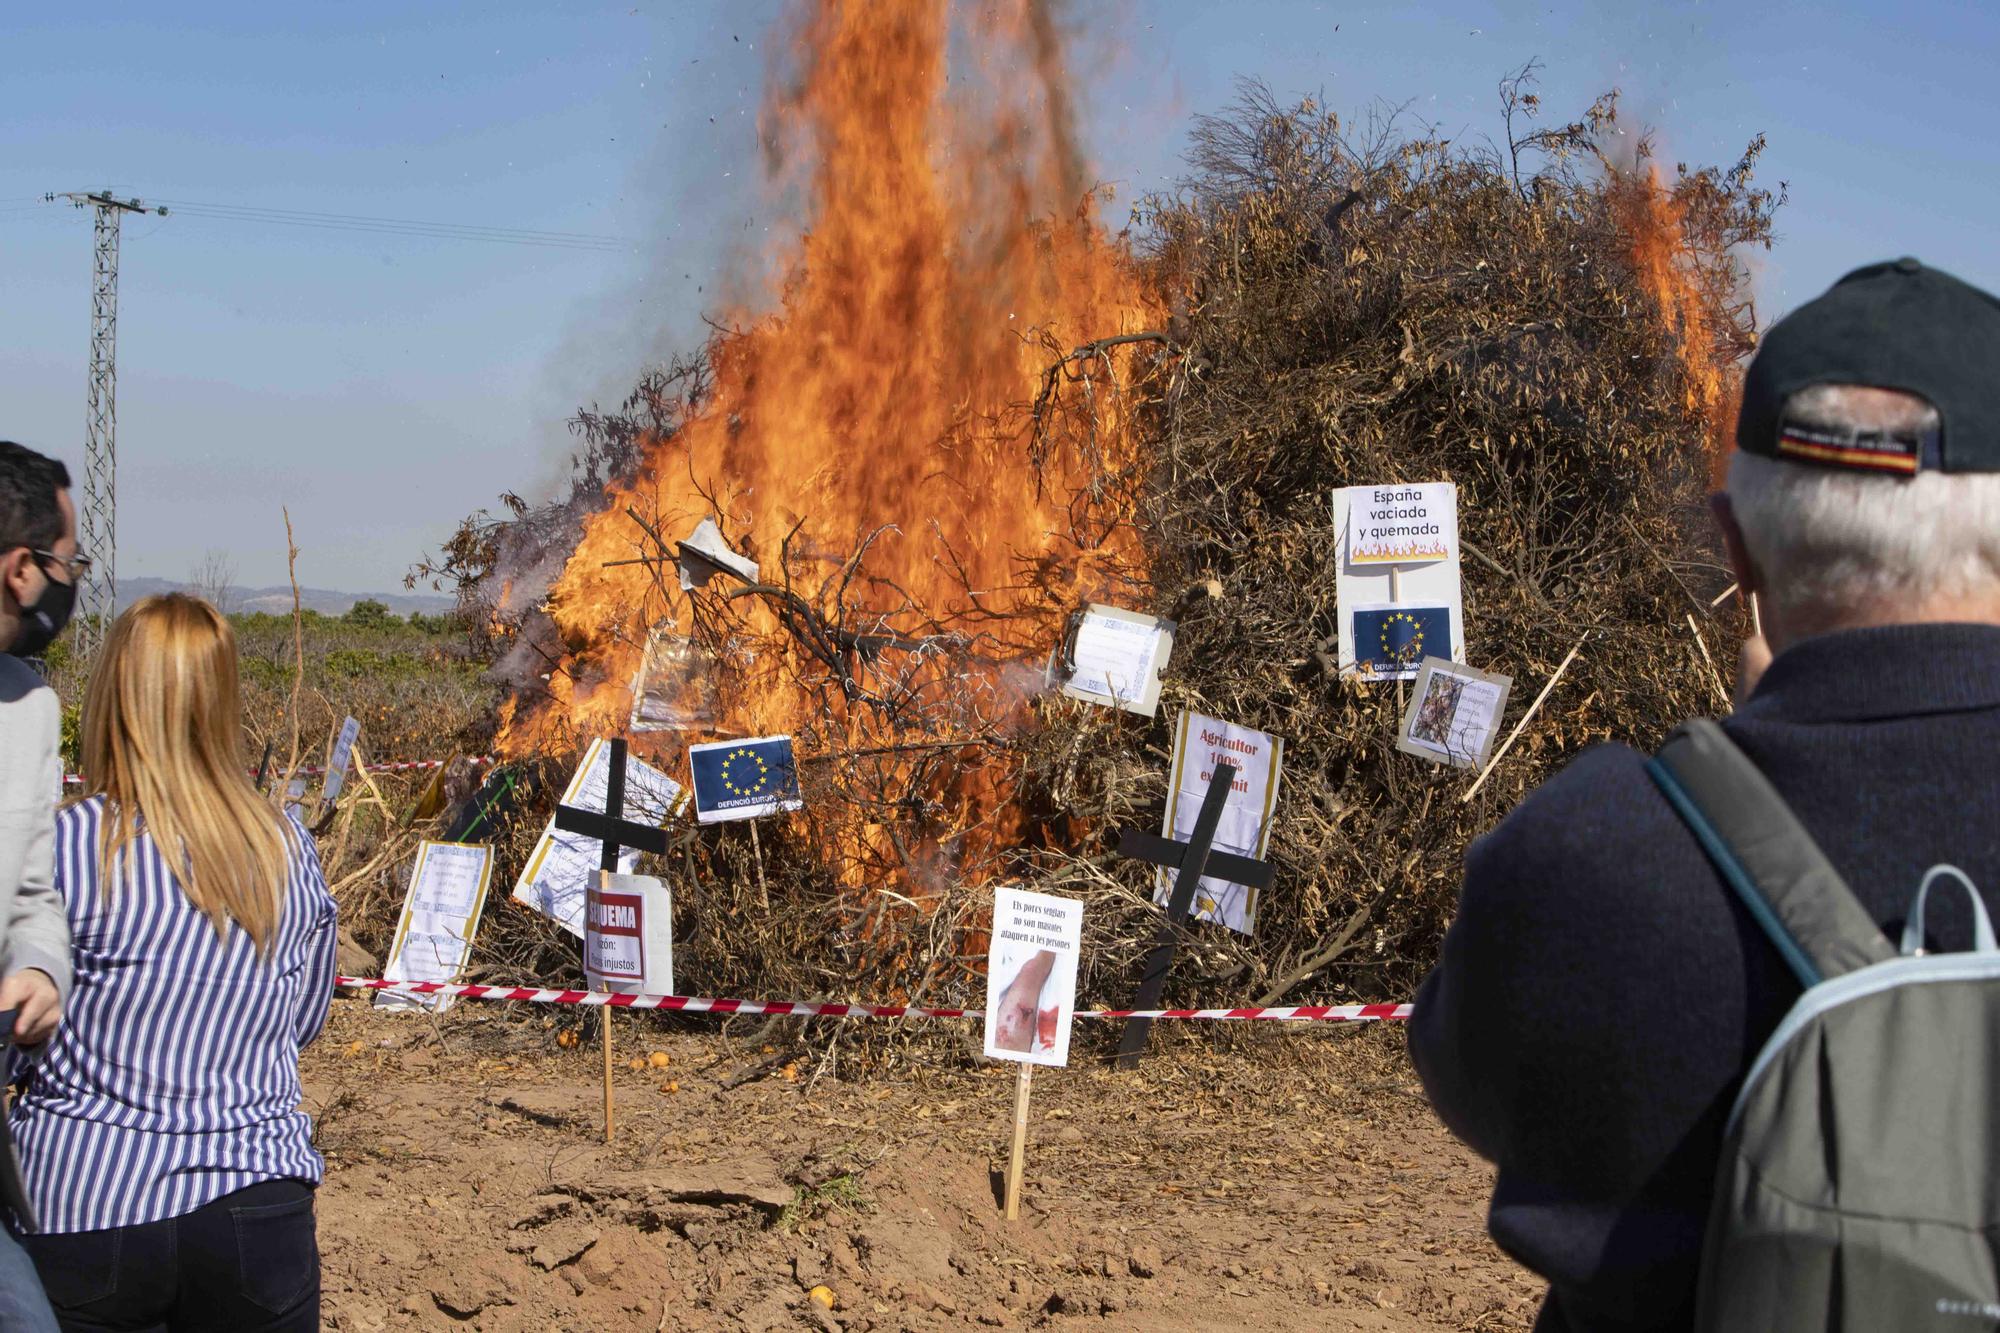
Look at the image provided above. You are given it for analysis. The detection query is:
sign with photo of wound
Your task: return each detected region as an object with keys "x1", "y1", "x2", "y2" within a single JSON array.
[{"x1": 983, "y1": 887, "x2": 1083, "y2": 1068}]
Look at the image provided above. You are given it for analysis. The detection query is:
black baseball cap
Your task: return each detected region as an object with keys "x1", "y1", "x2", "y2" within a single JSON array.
[{"x1": 1736, "y1": 257, "x2": 2000, "y2": 475}]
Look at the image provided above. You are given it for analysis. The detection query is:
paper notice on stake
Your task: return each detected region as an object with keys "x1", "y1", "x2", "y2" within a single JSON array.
[
  {"x1": 321, "y1": 716, "x2": 362, "y2": 806},
  {"x1": 1059, "y1": 604, "x2": 1173, "y2": 717},
  {"x1": 585, "y1": 871, "x2": 673, "y2": 994},
  {"x1": 688, "y1": 735, "x2": 803, "y2": 823},
  {"x1": 1332, "y1": 484, "x2": 1465, "y2": 679},
  {"x1": 1397, "y1": 657, "x2": 1513, "y2": 770},
  {"x1": 379, "y1": 841, "x2": 495, "y2": 1013},
  {"x1": 1154, "y1": 712, "x2": 1284, "y2": 935},
  {"x1": 512, "y1": 738, "x2": 687, "y2": 937},
  {"x1": 1347, "y1": 482, "x2": 1458, "y2": 565},
  {"x1": 983, "y1": 887, "x2": 1083, "y2": 1067}
]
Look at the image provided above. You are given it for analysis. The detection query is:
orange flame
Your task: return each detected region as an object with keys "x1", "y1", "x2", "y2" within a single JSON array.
[
  {"x1": 1613, "y1": 163, "x2": 1744, "y2": 484},
  {"x1": 501, "y1": 0, "x2": 1160, "y2": 928}
]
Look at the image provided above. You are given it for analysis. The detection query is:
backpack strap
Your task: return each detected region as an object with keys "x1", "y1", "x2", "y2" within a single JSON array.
[{"x1": 1646, "y1": 719, "x2": 1894, "y2": 988}]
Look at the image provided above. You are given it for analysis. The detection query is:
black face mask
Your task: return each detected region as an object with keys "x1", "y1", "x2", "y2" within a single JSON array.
[{"x1": 10, "y1": 571, "x2": 75, "y2": 659}]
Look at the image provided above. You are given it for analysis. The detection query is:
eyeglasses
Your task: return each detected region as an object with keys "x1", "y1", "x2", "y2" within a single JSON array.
[{"x1": 28, "y1": 548, "x2": 93, "y2": 581}]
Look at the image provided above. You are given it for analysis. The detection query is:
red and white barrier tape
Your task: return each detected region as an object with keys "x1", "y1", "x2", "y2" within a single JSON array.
[
  {"x1": 336, "y1": 977, "x2": 1411, "y2": 1023},
  {"x1": 63, "y1": 756, "x2": 495, "y2": 786}
]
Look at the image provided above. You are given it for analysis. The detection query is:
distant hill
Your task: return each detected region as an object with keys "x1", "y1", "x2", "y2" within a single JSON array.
[{"x1": 115, "y1": 577, "x2": 456, "y2": 618}]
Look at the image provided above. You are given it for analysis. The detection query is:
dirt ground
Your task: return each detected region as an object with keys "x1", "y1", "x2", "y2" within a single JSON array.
[{"x1": 305, "y1": 997, "x2": 1538, "y2": 1332}]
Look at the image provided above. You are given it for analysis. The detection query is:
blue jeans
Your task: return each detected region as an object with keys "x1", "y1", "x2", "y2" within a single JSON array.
[
  {"x1": 0, "y1": 1222, "x2": 58, "y2": 1333},
  {"x1": 19, "y1": 1180, "x2": 317, "y2": 1333}
]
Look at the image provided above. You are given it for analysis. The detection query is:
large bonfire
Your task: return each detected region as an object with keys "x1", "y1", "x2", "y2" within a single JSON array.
[
  {"x1": 486, "y1": 0, "x2": 1165, "y2": 992},
  {"x1": 437, "y1": 10, "x2": 1782, "y2": 1013}
]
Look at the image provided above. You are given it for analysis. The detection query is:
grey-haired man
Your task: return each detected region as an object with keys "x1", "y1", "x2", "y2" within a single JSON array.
[{"x1": 1411, "y1": 260, "x2": 2000, "y2": 1331}]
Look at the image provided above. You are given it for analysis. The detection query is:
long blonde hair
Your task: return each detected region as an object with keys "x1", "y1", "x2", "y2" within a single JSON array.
[{"x1": 81, "y1": 593, "x2": 291, "y2": 952}]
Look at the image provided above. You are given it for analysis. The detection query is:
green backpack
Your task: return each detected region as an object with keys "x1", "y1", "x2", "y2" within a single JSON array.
[{"x1": 1651, "y1": 720, "x2": 2000, "y2": 1330}]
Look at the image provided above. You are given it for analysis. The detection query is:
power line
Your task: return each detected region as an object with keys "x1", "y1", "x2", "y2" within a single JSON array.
[
  {"x1": 163, "y1": 209, "x2": 628, "y2": 253},
  {"x1": 151, "y1": 197, "x2": 633, "y2": 253},
  {"x1": 154, "y1": 198, "x2": 626, "y2": 243}
]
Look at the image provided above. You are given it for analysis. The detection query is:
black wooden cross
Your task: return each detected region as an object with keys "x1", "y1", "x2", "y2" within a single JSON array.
[
  {"x1": 444, "y1": 764, "x2": 535, "y2": 843},
  {"x1": 1112, "y1": 760, "x2": 1273, "y2": 1068},
  {"x1": 552, "y1": 739, "x2": 669, "y2": 872}
]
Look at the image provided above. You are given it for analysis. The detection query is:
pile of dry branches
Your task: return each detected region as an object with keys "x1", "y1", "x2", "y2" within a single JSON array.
[{"x1": 1011, "y1": 75, "x2": 1779, "y2": 1009}]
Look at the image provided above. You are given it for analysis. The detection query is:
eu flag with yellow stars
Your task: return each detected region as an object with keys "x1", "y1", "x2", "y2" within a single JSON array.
[
  {"x1": 1352, "y1": 603, "x2": 1452, "y2": 681},
  {"x1": 689, "y1": 736, "x2": 804, "y2": 824}
]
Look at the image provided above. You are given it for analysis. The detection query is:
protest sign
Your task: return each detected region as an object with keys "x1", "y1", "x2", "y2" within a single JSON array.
[
  {"x1": 1332, "y1": 483, "x2": 1465, "y2": 679},
  {"x1": 1058, "y1": 604, "x2": 1174, "y2": 717},
  {"x1": 1154, "y1": 711, "x2": 1284, "y2": 935},
  {"x1": 689, "y1": 736, "x2": 802, "y2": 823},
  {"x1": 584, "y1": 871, "x2": 674, "y2": 995},
  {"x1": 983, "y1": 887, "x2": 1083, "y2": 1068},
  {"x1": 1347, "y1": 482, "x2": 1458, "y2": 565},
  {"x1": 378, "y1": 841, "x2": 495, "y2": 1013},
  {"x1": 320, "y1": 716, "x2": 362, "y2": 807},
  {"x1": 986, "y1": 886, "x2": 1083, "y2": 1222},
  {"x1": 512, "y1": 738, "x2": 686, "y2": 937},
  {"x1": 1115, "y1": 759, "x2": 1271, "y2": 1067},
  {"x1": 1397, "y1": 657, "x2": 1513, "y2": 770}
]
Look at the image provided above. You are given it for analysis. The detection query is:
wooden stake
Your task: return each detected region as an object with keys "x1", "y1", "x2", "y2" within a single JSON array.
[
  {"x1": 601, "y1": 979, "x2": 616, "y2": 1141},
  {"x1": 1004, "y1": 1062, "x2": 1034, "y2": 1221},
  {"x1": 1389, "y1": 564, "x2": 1406, "y2": 711},
  {"x1": 748, "y1": 819, "x2": 770, "y2": 911},
  {"x1": 1462, "y1": 631, "x2": 1588, "y2": 804},
  {"x1": 1685, "y1": 612, "x2": 1728, "y2": 709}
]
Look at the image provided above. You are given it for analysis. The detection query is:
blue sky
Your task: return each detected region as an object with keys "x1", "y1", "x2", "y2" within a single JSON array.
[{"x1": 4, "y1": 1, "x2": 1996, "y2": 591}]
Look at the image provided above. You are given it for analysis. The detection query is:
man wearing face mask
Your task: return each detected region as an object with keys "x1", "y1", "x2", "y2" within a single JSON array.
[{"x1": 0, "y1": 442, "x2": 77, "y2": 1333}]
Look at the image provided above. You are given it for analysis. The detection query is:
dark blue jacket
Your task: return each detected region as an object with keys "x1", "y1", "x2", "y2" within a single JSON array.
[{"x1": 1409, "y1": 624, "x2": 2000, "y2": 1332}]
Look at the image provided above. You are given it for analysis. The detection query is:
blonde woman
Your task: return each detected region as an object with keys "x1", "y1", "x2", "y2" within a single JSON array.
[{"x1": 9, "y1": 595, "x2": 336, "y2": 1331}]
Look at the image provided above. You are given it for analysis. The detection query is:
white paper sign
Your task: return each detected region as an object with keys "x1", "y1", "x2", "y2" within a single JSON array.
[
  {"x1": 983, "y1": 887, "x2": 1083, "y2": 1068},
  {"x1": 511, "y1": 738, "x2": 687, "y2": 938},
  {"x1": 1397, "y1": 657, "x2": 1513, "y2": 770},
  {"x1": 378, "y1": 841, "x2": 495, "y2": 1013},
  {"x1": 1347, "y1": 482, "x2": 1458, "y2": 565},
  {"x1": 1332, "y1": 484, "x2": 1466, "y2": 679},
  {"x1": 584, "y1": 871, "x2": 674, "y2": 995},
  {"x1": 1154, "y1": 712, "x2": 1284, "y2": 936},
  {"x1": 1059, "y1": 604, "x2": 1174, "y2": 717},
  {"x1": 321, "y1": 716, "x2": 362, "y2": 806}
]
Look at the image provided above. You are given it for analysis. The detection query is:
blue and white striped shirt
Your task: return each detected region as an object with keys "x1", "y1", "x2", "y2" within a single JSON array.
[{"x1": 9, "y1": 796, "x2": 337, "y2": 1234}]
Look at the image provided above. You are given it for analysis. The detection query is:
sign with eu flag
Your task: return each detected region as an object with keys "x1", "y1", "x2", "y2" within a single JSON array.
[
  {"x1": 1350, "y1": 602, "x2": 1453, "y2": 681},
  {"x1": 1332, "y1": 485, "x2": 1466, "y2": 683},
  {"x1": 689, "y1": 736, "x2": 804, "y2": 824}
]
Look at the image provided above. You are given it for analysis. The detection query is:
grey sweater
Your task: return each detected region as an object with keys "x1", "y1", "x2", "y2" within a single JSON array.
[{"x1": 0, "y1": 654, "x2": 71, "y2": 1001}]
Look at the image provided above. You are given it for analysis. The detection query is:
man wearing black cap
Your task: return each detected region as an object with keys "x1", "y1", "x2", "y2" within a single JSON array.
[{"x1": 1409, "y1": 258, "x2": 2000, "y2": 1332}]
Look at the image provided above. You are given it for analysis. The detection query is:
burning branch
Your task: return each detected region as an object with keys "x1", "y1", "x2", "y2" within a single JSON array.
[{"x1": 1027, "y1": 329, "x2": 1175, "y2": 479}]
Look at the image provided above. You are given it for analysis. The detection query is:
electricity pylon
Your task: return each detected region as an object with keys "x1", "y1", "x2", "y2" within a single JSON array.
[{"x1": 48, "y1": 190, "x2": 168, "y2": 658}]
